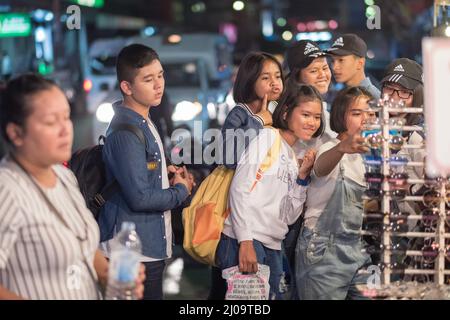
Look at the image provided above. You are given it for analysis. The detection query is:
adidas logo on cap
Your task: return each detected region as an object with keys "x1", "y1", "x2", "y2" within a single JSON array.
[
  {"x1": 332, "y1": 37, "x2": 344, "y2": 47},
  {"x1": 304, "y1": 42, "x2": 319, "y2": 55},
  {"x1": 393, "y1": 64, "x2": 405, "y2": 72}
]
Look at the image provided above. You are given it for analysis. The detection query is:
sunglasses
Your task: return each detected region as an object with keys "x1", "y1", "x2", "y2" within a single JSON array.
[
  {"x1": 387, "y1": 172, "x2": 409, "y2": 200},
  {"x1": 422, "y1": 189, "x2": 442, "y2": 209},
  {"x1": 368, "y1": 97, "x2": 406, "y2": 112},
  {"x1": 389, "y1": 134, "x2": 405, "y2": 153},
  {"x1": 364, "y1": 155, "x2": 383, "y2": 174},
  {"x1": 423, "y1": 176, "x2": 444, "y2": 189},
  {"x1": 362, "y1": 215, "x2": 410, "y2": 243},
  {"x1": 361, "y1": 132, "x2": 408, "y2": 154},
  {"x1": 364, "y1": 172, "x2": 384, "y2": 199},
  {"x1": 363, "y1": 172, "x2": 410, "y2": 200},
  {"x1": 421, "y1": 240, "x2": 440, "y2": 265}
]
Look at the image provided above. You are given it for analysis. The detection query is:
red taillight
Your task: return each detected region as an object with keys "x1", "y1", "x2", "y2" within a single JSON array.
[{"x1": 83, "y1": 79, "x2": 93, "y2": 92}]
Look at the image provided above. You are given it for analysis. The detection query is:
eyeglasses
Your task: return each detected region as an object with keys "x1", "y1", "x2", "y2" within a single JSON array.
[
  {"x1": 389, "y1": 117, "x2": 406, "y2": 128},
  {"x1": 423, "y1": 176, "x2": 444, "y2": 189},
  {"x1": 389, "y1": 156, "x2": 408, "y2": 173},
  {"x1": 389, "y1": 134, "x2": 405, "y2": 153},
  {"x1": 364, "y1": 155, "x2": 382, "y2": 175},
  {"x1": 363, "y1": 172, "x2": 410, "y2": 200},
  {"x1": 362, "y1": 215, "x2": 409, "y2": 243},
  {"x1": 364, "y1": 172, "x2": 384, "y2": 199},
  {"x1": 445, "y1": 241, "x2": 450, "y2": 263},
  {"x1": 382, "y1": 85, "x2": 414, "y2": 99},
  {"x1": 421, "y1": 240, "x2": 440, "y2": 265},
  {"x1": 387, "y1": 172, "x2": 409, "y2": 200},
  {"x1": 422, "y1": 189, "x2": 442, "y2": 209},
  {"x1": 364, "y1": 132, "x2": 384, "y2": 150},
  {"x1": 361, "y1": 132, "x2": 407, "y2": 153},
  {"x1": 421, "y1": 208, "x2": 440, "y2": 229}
]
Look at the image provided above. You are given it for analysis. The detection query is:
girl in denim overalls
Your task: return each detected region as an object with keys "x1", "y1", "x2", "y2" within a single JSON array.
[{"x1": 295, "y1": 86, "x2": 374, "y2": 300}]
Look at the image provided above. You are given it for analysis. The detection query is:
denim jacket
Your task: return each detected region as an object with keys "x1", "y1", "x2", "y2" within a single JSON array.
[{"x1": 99, "y1": 101, "x2": 189, "y2": 259}]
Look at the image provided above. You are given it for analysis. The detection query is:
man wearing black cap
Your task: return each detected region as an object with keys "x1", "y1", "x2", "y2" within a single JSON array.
[{"x1": 327, "y1": 33, "x2": 380, "y2": 99}]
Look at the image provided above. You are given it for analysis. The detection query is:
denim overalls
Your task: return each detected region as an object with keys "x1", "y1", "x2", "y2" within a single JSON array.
[{"x1": 295, "y1": 164, "x2": 372, "y2": 300}]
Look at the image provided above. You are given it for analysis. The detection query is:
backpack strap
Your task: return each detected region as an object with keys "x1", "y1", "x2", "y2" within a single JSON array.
[
  {"x1": 94, "y1": 123, "x2": 147, "y2": 209},
  {"x1": 249, "y1": 128, "x2": 282, "y2": 192},
  {"x1": 110, "y1": 122, "x2": 148, "y2": 148}
]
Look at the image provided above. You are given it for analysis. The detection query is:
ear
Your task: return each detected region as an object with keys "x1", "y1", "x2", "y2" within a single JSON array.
[
  {"x1": 6, "y1": 123, "x2": 25, "y2": 148},
  {"x1": 358, "y1": 57, "x2": 365, "y2": 70},
  {"x1": 283, "y1": 111, "x2": 287, "y2": 121},
  {"x1": 119, "y1": 80, "x2": 133, "y2": 96}
]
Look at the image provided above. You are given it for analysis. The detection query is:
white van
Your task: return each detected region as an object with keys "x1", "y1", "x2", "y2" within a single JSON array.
[{"x1": 91, "y1": 33, "x2": 233, "y2": 144}]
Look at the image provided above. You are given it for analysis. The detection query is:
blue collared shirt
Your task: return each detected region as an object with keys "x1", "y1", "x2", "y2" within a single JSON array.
[{"x1": 359, "y1": 77, "x2": 381, "y2": 99}]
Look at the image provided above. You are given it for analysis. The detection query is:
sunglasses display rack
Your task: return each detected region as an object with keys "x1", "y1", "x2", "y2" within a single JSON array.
[{"x1": 361, "y1": 98, "x2": 450, "y2": 293}]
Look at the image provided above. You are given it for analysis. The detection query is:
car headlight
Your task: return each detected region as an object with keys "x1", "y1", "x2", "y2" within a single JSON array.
[
  {"x1": 172, "y1": 100, "x2": 202, "y2": 121},
  {"x1": 96, "y1": 102, "x2": 114, "y2": 123}
]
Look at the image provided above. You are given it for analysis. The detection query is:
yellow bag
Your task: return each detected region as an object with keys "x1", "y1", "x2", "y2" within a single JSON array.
[
  {"x1": 182, "y1": 165, "x2": 234, "y2": 266},
  {"x1": 182, "y1": 128, "x2": 282, "y2": 266}
]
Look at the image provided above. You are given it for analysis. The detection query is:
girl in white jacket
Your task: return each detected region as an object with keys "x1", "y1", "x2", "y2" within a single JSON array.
[{"x1": 216, "y1": 83, "x2": 325, "y2": 300}]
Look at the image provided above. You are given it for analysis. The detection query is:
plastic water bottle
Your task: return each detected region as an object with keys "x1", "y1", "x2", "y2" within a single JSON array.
[{"x1": 105, "y1": 222, "x2": 142, "y2": 300}]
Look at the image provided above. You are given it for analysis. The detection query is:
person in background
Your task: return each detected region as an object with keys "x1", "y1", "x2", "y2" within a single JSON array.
[
  {"x1": 380, "y1": 57, "x2": 424, "y2": 181},
  {"x1": 326, "y1": 33, "x2": 381, "y2": 99},
  {"x1": 0, "y1": 74, "x2": 144, "y2": 299},
  {"x1": 379, "y1": 58, "x2": 425, "y2": 276}
]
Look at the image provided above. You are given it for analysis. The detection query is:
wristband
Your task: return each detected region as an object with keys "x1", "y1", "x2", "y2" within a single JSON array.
[{"x1": 296, "y1": 175, "x2": 311, "y2": 186}]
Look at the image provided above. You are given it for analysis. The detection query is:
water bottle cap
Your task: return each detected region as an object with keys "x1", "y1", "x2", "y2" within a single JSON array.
[{"x1": 121, "y1": 221, "x2": 136, "y2": 232}]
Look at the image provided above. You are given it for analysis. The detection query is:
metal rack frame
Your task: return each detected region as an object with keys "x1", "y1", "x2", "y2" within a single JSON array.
[{"x1": 365, "y1": 103, "x2": 449, "y2": 285}]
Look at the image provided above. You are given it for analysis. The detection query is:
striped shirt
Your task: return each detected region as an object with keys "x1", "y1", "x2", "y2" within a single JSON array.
[{"x1": 0, "y1": 157, "x2": 100, "y2": 300}]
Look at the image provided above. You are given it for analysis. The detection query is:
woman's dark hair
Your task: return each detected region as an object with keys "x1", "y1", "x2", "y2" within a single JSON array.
[
  {"x1": 330, "y1": 86, "x2": 373, "y2": 134},
  {"x1": 272, "y1": 82, "x2": 324, "y2": 138},
  {"x1": 233, "y1": 51, "x2": 284, "y2": 104},
  {"x1": 0, "y1": 73, "x2": 56, "y2": 146}
]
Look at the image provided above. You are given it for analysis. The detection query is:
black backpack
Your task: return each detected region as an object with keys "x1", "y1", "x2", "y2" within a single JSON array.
[{"x1": 69, "y1": 123, "x2": 147, "y2": 220}]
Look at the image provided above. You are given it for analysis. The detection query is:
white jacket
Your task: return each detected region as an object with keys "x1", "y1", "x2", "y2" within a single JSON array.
[{"x1": 222, "y1": 128, "x2": 308, "y2": 250}]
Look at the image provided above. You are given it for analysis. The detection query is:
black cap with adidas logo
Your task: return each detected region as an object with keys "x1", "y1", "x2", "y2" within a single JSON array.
[
  {"x1": 286, "y1": 40, "x2": 327, "y2": 72},
  {"x1": 326, "y1": 33, "x2": 367, "y2": 58},
  {"x1": 381, "y1": 58, "x2": 423, "y2": 91}
]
